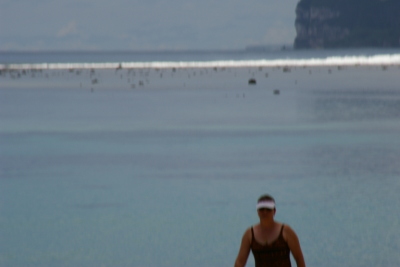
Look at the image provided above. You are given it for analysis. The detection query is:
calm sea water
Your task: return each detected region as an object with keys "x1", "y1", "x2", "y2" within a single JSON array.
[{"x1": 1, "y1": 49, "x2": 400, "y2": 267}]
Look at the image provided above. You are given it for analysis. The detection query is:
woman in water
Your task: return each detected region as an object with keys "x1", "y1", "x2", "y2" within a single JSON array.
[{"x1": 234, "y1": 194, "x2": 305, "y2": 267}]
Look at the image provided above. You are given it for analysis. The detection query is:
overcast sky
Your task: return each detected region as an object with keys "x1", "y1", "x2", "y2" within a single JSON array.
[{"x1": 0, "y1": 0, "x2": 299, "y2": 51}]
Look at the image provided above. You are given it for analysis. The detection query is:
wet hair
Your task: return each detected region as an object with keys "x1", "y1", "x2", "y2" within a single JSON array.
[{"x1": 257, "y1": 194, "x2": 275, "y2": 203}]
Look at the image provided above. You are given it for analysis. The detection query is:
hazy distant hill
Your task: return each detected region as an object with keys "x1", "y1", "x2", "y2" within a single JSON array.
[{"x1": 294, "y1": 0, "x2": 400, "y2": 49}]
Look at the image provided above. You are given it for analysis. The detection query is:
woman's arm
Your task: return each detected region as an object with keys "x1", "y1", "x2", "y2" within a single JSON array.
[
  {"x1": 234, "y1": 228, "x2": 252, "y2": 267},
  {"x1": 284, "y1": 225, "x2": 306, "y2": 267}
]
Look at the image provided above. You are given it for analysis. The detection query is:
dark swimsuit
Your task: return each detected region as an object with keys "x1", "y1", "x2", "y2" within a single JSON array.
[{"x1": 251, "y1": 224, "x2": 292, "y2": 267}]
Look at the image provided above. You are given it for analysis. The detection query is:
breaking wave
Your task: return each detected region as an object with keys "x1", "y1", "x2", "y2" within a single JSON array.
[{"x1": 1, "y1": 54, "x2": 400, "y2": 70}]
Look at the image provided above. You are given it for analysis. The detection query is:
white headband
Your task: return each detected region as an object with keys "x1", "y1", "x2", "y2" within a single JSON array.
[{"x1": 256, "y1": 200, "x2": 275, "y2": 210}]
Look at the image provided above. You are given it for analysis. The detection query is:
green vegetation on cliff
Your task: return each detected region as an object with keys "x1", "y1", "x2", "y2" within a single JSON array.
[{"x1": 294, "y1": 0, "x2": 400, "y2": 48}]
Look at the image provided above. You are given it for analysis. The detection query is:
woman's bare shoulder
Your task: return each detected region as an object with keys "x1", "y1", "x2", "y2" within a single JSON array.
[
  {"x1": 242, "y1": 225, "x2": 257, "y2": 241},
  {"x1": 282, "y1": 224, "x2": 299, "y2": 240}
]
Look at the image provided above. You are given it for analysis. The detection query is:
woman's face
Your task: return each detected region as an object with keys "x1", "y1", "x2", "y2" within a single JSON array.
[{"x1": 257, "y1": 208, "x2": 275, "y2": 220}]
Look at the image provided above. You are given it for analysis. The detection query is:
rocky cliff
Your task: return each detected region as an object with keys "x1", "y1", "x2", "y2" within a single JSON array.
[{"x1": 294, "y1": 0, "x2": 400, "y2": 49}]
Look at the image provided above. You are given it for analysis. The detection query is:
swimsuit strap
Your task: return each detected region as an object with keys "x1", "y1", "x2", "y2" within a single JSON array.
[
  {"x1": 278, "y1": 224, "x2": 288, "y2": 244},
  {"x1": 251, "y1": 227, "x2": 255, "y2": 245},
  {"x1": 279, "y1": 224, "x2": 285, "y2": 236}
]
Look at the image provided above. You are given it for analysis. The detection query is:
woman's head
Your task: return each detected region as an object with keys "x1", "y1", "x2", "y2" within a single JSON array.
[{"x1": 257, "y1": 194, "x2": 276, "y2": 219}]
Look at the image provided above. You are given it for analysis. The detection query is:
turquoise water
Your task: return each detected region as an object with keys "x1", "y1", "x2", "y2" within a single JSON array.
[{"x1": 1, "y1": 50, "x2": 400, "y2": 266}]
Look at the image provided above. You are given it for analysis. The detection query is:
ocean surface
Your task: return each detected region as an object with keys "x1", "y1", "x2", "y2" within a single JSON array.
[{"x1": 1, "y1": 48, "x2": 400, "y2": 267}]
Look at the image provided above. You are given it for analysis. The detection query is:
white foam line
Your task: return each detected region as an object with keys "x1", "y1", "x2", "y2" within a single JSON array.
[{"x1": 1, "y1": 54, "x2": 400, "y2": 70}]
